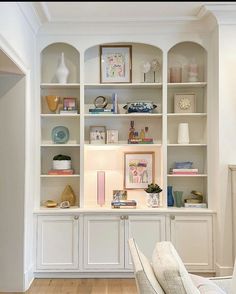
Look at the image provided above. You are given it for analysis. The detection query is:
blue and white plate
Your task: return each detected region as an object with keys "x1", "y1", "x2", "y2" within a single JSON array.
[{"x1": 52, "y1": 126, "x2": 69, "y2": 144}]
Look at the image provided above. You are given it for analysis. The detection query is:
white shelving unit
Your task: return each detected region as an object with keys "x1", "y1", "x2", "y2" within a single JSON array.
[
  {"x1": 40, "y1": 43, "x2": 81, "y2": 208},
  {"x1": 39, "y1": 41, "x2": 208, "y2": 209}
]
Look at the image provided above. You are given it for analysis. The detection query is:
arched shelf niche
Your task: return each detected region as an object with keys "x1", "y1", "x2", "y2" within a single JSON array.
[
  {"x1": 84, "y1": 42, "x2": 163, "y2": 84},
  {"x1": 168, "y1": 41, "x2": 207, "y2": 83},
  {"x1": 41, "y1": 42, "x2": 80, "y2": 84}
]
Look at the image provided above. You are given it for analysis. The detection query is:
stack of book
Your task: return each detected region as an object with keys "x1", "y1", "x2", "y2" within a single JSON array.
[
  {"x1": 89, "y1": 108, "x2": 113, "y2": 114},
  {"x1": 48, "y1": 169, "x2": 74, "y2": 175},
  {"x1": 111, "y1": 200, "x2": 137, "y2": 209},
  {"x1": 184, "y1": 203, "x2": 207, "y2": 208},
  {"x1": 128, "y1": 138, "x2": 153, "y2": 144},
  {"x1": 170, "y1": 168, "x2": 198, "y2": 175},
  {"x1": 60, "y1": 110, "x2": 78, "y2": 115}
]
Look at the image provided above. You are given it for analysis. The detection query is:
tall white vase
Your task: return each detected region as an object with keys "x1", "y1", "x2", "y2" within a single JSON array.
[
  {"x1": 56, "y1": 52, "x2": 69, "y2": 84},
  {"x1": 178, "y1": 123, "x2": 189, "y2": 144}
]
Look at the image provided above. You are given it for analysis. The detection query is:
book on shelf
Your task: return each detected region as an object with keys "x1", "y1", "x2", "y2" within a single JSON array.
[
  {"x1": 60, "y1": 110, "x2": 78, "y2": 115},
  {"x1": 111, "y1": 200, "x2": 137, "y2": 208},
  {"x1": 48, "y1": 169, "x2": 74, "y2": 175},
  {"x1": 171, "y1": 168, "x2": 198, "y2": 172},
  {"x1": 112, "y1": 92, "x2": 118, "y2": 114},
  {"x1": 184, "y1": 203, "x2": 207, "y2": 208},
  {"x1": 89, "y1": 108, "x2": 113, "y2": 112},
  {"x1": 171, "y1": 171, "x2": 198, "y2": 175},
  {"x1": 128, "y1": 138, "x2": 153, "y2": 144}
]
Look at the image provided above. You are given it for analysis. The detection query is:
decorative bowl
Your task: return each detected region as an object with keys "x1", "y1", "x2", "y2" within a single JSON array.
[
  {"x1": 123, "y1": 101, "x2": 157, "y2": 113},
  {"x1": 51, "y1": 126, "x2": 69, "y2": 144}
]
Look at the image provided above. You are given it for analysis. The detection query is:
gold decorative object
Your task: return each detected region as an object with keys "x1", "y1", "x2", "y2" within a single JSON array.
[
  {"x1": 45, "y1": 95, "x2": 60, "y2": 112},
  {"x1": 44, "y1": 200, "x2": 57, "y2": 208},
  {"x1": 61, "y1": 184, "x2": 76, "y2": 206}
]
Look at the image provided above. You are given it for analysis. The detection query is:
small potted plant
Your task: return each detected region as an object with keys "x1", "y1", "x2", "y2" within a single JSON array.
[{"x1": 144, "y1": 183, "x2": 162, "y2": 208}]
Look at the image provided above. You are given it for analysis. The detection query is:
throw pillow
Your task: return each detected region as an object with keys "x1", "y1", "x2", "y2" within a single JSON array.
[
  {"x1": 190, "y1": 274, "x2": 226, "y2": 293},
  {"x1": 152, "y1": 241, "x2": 200, "y2": 294}
]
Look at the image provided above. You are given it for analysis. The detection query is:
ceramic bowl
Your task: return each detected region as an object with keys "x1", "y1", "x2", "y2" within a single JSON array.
[{"x1": 123, "y1": 101, "x2": 157, "y2": 113}]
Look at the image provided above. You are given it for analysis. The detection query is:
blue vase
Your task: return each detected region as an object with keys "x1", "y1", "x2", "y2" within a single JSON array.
[{"x1": 167, "y1": 186, "x2": 174, "y2": 207}]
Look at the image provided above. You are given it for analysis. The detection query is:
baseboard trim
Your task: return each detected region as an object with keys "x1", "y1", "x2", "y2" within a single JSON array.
[
  {"x1": 215, "y1": 262, "x2": 233, "y2": 276},
  {"x1": 24, "y1": 264, "x2": 34, "y2": 291},
  {"x1": 34, "y1": 272, "x2": 134, "y2": 279}
]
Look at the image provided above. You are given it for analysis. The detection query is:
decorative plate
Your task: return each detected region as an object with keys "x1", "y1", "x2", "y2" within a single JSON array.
[{"x1": 52, "y1": 126, "x2": 69, "y2": 144}]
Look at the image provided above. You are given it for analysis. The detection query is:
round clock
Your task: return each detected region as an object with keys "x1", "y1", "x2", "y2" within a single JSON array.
[{"x1": 178, "y1": 97, "x2": 191, "y2": 110}]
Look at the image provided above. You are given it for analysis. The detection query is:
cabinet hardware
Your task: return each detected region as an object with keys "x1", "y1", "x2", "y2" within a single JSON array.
[
  {"x1": 120, "y1": 216, "x2": 125, "y2": 220},
  {"x1": 124, "y1": 215, "x2": 129, "y2": 220},
  {"x1": 74, "y1": 216, "x2": 79, "y2": 220},
  {"x1": 170, "y1": 215, "x2": 175, "y2": 220}
]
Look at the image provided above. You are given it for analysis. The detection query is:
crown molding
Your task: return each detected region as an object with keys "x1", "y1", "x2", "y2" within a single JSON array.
[
  {"x1": 201, "y1": 3, "x2": 236, "y2": 25},
  {"x1": 16, "y1": 2, "x2": 41, "y2": 34}
]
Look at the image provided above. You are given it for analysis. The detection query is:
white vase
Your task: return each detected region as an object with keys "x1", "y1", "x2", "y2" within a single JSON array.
[
  {"x1": 146, "y1": 193, "x2": 160, "y2": 208},
  {"x1": 56, "y1": 52, "x2": 69, "y2": 84},
  {"x1": 178, "y1": 123, "x2": 189, "y2": 144}
]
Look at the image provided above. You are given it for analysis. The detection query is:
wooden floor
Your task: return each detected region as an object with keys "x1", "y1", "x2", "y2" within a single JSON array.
[{"x1": 21, "y1": 278, "x2": 138, "y2": 294}]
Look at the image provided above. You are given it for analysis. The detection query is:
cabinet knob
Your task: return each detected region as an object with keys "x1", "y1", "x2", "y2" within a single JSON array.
[
  {"x1": 74, "y1": 216, "x2": 79, "y2": 220},
  {"x1": 120, "y1": 215, "x2": 125, "y2": 220},
  {"x1": 170, "y1": 215, "x2": 175, "y2": 220},
  {"x1": 124, "y1": 215, "x2": 129, "y2": 220}
]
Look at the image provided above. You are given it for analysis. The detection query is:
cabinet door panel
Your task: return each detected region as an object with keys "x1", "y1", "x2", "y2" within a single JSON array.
[
  {"x1": 126, "y1": 215, "x2": 166, "y2": 268},
  {"x1": 37, "y1": 215, "x2": 79, "y2": 270},
  {"x1": 84, "y1": 215, "x2": 125, "y2": 269},
  {"x1": 170, "y1": 215, "x2": 213, "y2": 271}
]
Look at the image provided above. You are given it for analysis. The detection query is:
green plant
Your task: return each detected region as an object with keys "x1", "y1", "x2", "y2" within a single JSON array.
[{"x1": 144, "y1": 183, "x2": 162, "y2": 193}]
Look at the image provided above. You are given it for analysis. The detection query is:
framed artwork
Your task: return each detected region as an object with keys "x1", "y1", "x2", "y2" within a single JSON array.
[
  {"x1": 124, "y1": 152, "x2": 154, "y2": 189},
  {"x1": 107, "y1": 129, "x2": 119, "y2": 144},
  {"x1": 63, "y1": 97, "x2": 77, "y2": 111},
  {"x1": 100, "y1": 45, "x2": 132, "y2": 83},
  {"x1": 89, "y1": 126, "x2": 106, "y2": 144},
  {"x1": 113, "y1": 190, "x2": 127, "y2": 201},
  {"x1": 174, "y1": 93, "x2": 196, "y2": 113}
]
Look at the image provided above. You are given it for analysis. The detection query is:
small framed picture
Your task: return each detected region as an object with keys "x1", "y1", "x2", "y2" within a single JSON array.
[
  {"x1": 124, "y1": 152, "x2": 155, "y2": 189},
  {"x1": 107, "y1": 130, "x2": 119, "y2": 144},
  {"x1": 63, "y1": 97, "x2": 77, "y2": 111},
  {"x1": 113, "y1": 190, "x2": 127, "y2": 201},
  {"x1": 100, "y1": 45, "x2": 132, "y2": 83},
  {"x1": 89, "y1": 126, "x2": 106, "y2": 144},
  {"x1": 174, "y1": 93, "x2": 196, "y2": 113}
]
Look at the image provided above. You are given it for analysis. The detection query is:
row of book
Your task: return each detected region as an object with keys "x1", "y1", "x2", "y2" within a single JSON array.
[{"x1": 169, "y1": 168, "x2": 198, "y2": 175}]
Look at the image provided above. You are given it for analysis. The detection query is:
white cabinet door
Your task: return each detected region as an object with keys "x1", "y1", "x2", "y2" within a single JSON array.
[
  {"x1": 36, "y1": 215, "x2": 79, "y2": 270},
  {"x1": 125, "y1": 215, "x2": 166, "y2": 268},
  {"x1": 84, "y1": 215, "x2": 125, "y2": 270},
  {"x1": 170, "y1": 215, "x2": 213, "y2": 271}
]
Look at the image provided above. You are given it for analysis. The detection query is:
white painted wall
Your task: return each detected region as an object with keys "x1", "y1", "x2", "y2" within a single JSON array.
[
  {"x1": 216, "y1": 24, "x2": 236, "y2": 275},
  {"x1": 0, "y1": 2, "x2": 37, "y2": 292},
  {"x1": 0, "y1": 75, "x2": 25, "y2": 291}
]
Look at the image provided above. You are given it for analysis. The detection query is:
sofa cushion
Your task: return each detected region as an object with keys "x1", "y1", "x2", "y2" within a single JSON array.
[
  {"x1": 152, "y1": 241, "x2": 200, "y2": 294},
  {"x1": 128, "y1": 238, "x2": 165, "y2": 294},
  {"x1": 190, "y1": 274, "x2": 226, "y2": 293}
]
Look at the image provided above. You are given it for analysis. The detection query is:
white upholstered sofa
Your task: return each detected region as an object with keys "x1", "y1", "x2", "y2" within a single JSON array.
[{"x1": 128, "y1": 238, "x2": 233, "y2": 294}]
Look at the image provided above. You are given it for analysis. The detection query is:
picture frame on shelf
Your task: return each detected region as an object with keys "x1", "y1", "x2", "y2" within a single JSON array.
[
  {"x1": 89, "y1": 126, "x2": 106, "y2": 144},
  {"x1": 113, "y1": 190, "x2": 127, "y2": 201},
  {"x1": 63, "y1": 97, "x2": 77, "y2": 111},
  {"x1": 107, "y1": 129, "x2": 119, "y2": 144},
  {"x1": 100, "y1": 45, "x2": 132, "y2": 83},
  {"x1": 124, "y1": 152, "x2": 154, "y2": 189},
  {"x1": 174, "y1": 93, "x2": 196, "y2": 113}
]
